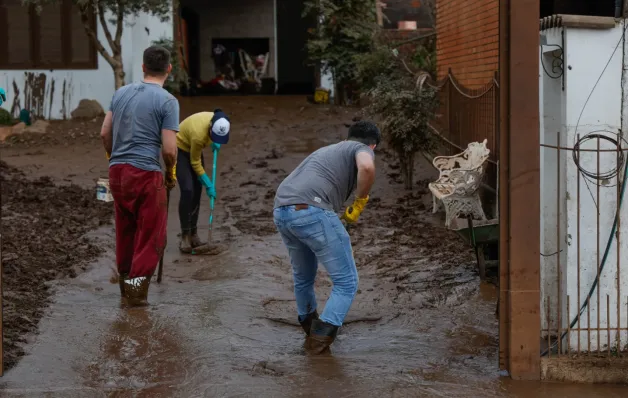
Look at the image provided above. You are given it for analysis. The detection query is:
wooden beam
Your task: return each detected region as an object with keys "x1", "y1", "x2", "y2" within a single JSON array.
[{"x1": 498, "y1": 0, "x2": 511, "y2": 372}]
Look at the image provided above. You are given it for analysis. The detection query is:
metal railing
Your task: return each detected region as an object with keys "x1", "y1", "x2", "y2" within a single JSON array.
[
  {"x1": 540, "y1": 131, "x2": 628, "y2": 357},
  {"x1": 427, "y1": 70, "x2": 500, "y2": 189}
]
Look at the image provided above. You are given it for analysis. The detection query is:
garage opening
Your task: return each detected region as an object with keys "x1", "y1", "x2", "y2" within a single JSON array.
[
  {"x1": 178, "y1": 0, "x2": 316, "y2": 96},
  {"x1": 540, "y1": 0, "x2": 620, "y2": 18}
]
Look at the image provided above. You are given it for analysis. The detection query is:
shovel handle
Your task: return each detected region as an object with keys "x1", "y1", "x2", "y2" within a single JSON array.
[
  {"x1": 208, "y1": 148, "x2": 219, "y2": 240},
  {"x1": 157, "y1": 187, "x2": 171, "y2": 284}
]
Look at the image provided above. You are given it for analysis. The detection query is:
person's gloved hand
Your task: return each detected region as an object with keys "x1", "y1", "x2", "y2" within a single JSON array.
[
  {"x1": 211, "y1": 143, "x2": 221, "y2": 153},
  {"x1": 341, "y1": 195, "x2": 369, "y2": 224},
  {"x1": 165, "y1": 164, "x2": 177, "y2": 190},
  {"x1": 199, "y1": 173, "x2": 217, "y2": 199}
]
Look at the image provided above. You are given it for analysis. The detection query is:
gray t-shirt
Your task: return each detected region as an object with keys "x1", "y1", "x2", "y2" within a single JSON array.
[
  {"x1": 274, "y1": 141, "x2": 374, "y2": 212},
  {"x1": 108, "y1": 81, "x2": 180, "y2": 172}
]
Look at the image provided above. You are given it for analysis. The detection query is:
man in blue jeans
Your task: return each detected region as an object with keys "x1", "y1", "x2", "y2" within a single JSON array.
[{"x1": 273, "y1": 121, "x2": 379, "y2": 354}]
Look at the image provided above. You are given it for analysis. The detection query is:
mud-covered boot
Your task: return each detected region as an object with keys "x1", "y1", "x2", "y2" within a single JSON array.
[
  {"x1": 179, "y1": 233, "x2": 193, "y2": 254},
  {"x1": 307, "y1": 318, "x2": 339, "y2": 355},
  {"x1": 298, "y1": 310, "x2": 319, "y2": 336},
  {"x1": 124, "y1": 276, "x2": 151, "y2": 307},
  {"x1": 189, "y1": 228, "x2": 206, "y2": 248}
]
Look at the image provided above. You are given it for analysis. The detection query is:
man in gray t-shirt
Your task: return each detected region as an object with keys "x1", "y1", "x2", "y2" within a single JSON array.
[
  {"x1": 273, "y1": 121, "x2": 380, "y2": 355},
  {"x1": 100, "y1": 45, "x2": 179, "y2": 307}
]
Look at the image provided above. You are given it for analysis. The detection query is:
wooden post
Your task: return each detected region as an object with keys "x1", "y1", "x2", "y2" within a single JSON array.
[
  {"x1": 498, "y1": 0, "x2": 511, "y2": 373},
  {"x1": 172, "y1": 0, "x2": 187, "y2": 90}
]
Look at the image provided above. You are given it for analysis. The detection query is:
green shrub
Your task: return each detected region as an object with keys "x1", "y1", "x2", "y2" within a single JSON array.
[
  {"x1": 303, "y1": 0, "x2": 378, "y2": 105},
  {"x1": 356, "y1": 40, "x2": 438, "y2": 189},
  {"x1": 152, "y1": 37, "x2": 189, "y2": 95},
  {"x1": 0, "y1": 108, "x2": 13, "y2": 126}
]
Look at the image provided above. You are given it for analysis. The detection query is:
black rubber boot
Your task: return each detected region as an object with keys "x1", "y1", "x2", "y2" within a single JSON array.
[
  {"x1": 298, "y1": 310, "x2": 319, "y2": 336},
  {"x1": 118, "y1": 272, "x2": 128, "y2": 297},
  {"x1": 124, "y1": 276, "x2": 151, "y2": 307},
  {"x1": 307, "y1": 318, "x2": 339, "y2": 355}
]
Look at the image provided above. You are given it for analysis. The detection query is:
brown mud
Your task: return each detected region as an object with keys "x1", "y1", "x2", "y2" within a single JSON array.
[
  {"x1": 0, "y1": 96, "x2": 626, "y2": 396},
  {"x1": 0, "y1": 161, "x2": 113, "y2": 369}
]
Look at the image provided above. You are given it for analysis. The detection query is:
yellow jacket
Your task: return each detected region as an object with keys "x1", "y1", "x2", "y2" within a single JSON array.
[{"x1": 177, "y1": 112, "x2": 214, "y2": 176}]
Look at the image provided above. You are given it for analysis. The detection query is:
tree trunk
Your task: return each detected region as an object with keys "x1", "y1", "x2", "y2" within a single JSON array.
[
  {"x1": 398, "y1": 152, "x2": 414, "y2": 190},
  {"x1": 79, "y1": 5, "x2": 126, "y2": 90},
  {"x1": 335, "y1": 80, "x2": 344, "y2": 105},
  {"x1": 405, "y1": 152, "x2": 415, "y2": 190},
  {"x1": 113, "y1": 62, "x2": 126, "y2": 90}
]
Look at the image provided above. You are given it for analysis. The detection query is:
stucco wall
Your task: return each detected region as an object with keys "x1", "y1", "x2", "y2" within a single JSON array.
[
  {"x1": 539, "y1": 21, "x2": 628, "y2": 351},
  {"x1": 0, "y1": 12, "x2": 172, "y2": 120}
]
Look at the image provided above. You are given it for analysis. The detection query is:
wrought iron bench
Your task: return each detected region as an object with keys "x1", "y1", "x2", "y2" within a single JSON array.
[{"x1": 429, "y1": 139, "x2": 490, "y2": 228}]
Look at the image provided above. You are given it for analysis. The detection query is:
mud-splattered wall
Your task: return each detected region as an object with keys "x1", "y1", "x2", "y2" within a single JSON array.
[
  {"x1": 1, "y1": 70, "x2": 111, "y2": 120},
  {"x1": 0, "y1": 11, "x2": 172, "y2": 120},
  {"x1": 1, "y1": 72, "x2": 79, "y2": 120}
]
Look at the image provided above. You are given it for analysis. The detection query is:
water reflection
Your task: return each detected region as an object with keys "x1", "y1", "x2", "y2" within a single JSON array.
[{"x1": 84, "y1": 306, "x2": 189, "y2": 397}]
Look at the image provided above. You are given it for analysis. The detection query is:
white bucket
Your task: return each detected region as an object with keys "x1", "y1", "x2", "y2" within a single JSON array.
[{"x1": 96, "y1": 178, "x2": 114, "y2": 202}]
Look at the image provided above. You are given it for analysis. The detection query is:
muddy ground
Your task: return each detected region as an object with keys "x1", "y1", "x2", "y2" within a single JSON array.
[
  {"x1": 0, "y1": 96, "x2": 626, "y2": 397},
  {"x1": 0, "y1": 161, "x2": 113, "y2": 369}
]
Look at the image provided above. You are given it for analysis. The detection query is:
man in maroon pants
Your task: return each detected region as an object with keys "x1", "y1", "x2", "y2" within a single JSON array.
[{"x1": 100, "y1": 45, "x2": 179, "y2": 306}]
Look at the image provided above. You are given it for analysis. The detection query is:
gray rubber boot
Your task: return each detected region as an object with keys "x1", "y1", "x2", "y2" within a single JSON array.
[
  {"x1": 190, "y1": 227, "x2": 206, "y2": 248},
  {"x1": 179, "y1": 233, "x2": 193, "y2": 254}
]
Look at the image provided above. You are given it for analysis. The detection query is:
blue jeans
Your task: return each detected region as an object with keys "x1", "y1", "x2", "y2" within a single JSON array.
[{"x1": 273, "y1": 205, "x2": 359, "y2": 327}]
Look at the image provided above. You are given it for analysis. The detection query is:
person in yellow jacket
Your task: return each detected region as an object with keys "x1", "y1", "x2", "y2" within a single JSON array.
[{"x1": 176, "y1": 109, "x2": 230, "y2": 252}]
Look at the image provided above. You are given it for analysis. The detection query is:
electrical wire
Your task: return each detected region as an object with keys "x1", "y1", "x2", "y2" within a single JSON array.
[
  {"x1": 572, "y1": 131, "x2": 627, "y2": 187},
  {"x1": 541, "y1": 21, "x2": 628, "y2": 357}
]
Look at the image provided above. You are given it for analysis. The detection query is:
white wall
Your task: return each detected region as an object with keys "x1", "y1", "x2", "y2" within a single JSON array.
[
  {"x1": 540, "y1": 21, "x2": 628, "y2": 352},
  {"x1": 0, "y1": 11, "x2": 172, "y2": 120},
  {"x1": 539, "y1": 27, "x2": 567, "y2": 335}
]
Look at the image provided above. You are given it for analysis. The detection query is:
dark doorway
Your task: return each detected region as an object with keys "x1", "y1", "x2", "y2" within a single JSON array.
[
  {"x1": 540, "y1": 0, "x2": 619, "y2": 19},
  {"x1": 276, "y1": 0, "x2": 316, "y2": 94},
  {"x1": 181, "y1": 6, "x2": 200, "y2": 82},
  {"x1": 211, "y1": 38, "x2": 270, "y2": 81}
]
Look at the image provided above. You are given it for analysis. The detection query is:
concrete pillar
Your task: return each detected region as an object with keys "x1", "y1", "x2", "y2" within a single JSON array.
[{"x1": 499, "y1": 0, "x2": 541, "y2": 380}]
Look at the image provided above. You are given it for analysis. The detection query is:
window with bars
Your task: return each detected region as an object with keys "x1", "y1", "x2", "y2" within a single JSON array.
[{"x1": 0, "y1": 0, "x2": 97, "y2": 69}]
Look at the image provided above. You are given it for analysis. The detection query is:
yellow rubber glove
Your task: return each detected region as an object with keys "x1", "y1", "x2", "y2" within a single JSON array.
[
  {"x1": 341, "y1": 195, "x2": 369, "y2": 224},
  {"x1": 165, "y1": 163, "x2": 177, "y2": 190},
  {"x1": 105, "y1": 152, "x2": 111, "y2": 160}
]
